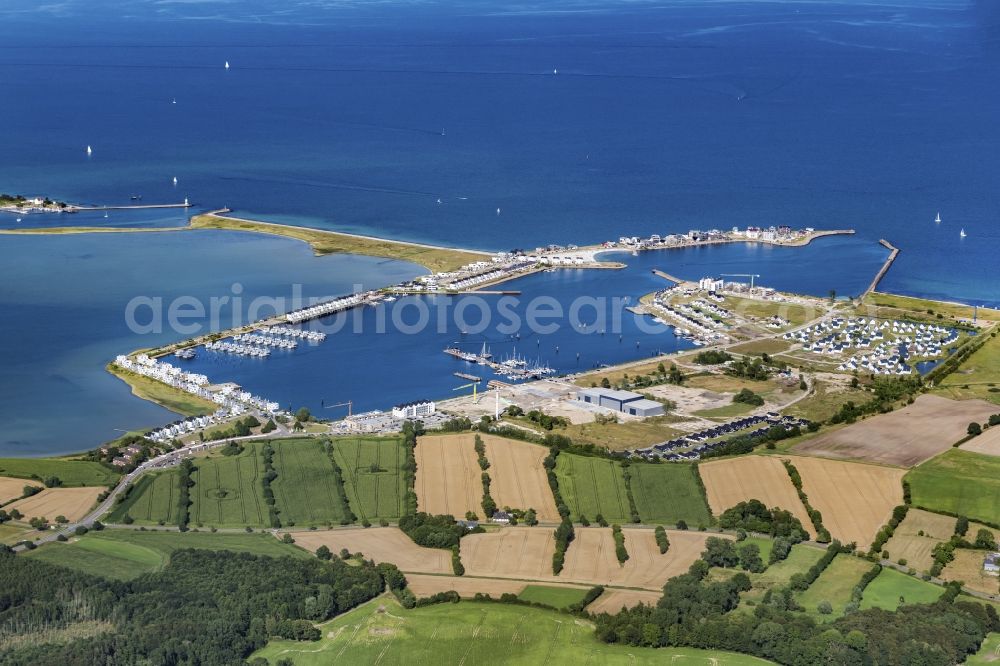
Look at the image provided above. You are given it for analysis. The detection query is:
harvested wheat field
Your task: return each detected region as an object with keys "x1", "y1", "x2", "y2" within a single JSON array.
[
  {"x1": 289, "y1": 527, "x2": 451, "y2": 574},
  {"x1": 941, "y1": 549, "x2": 1000, "y2": 596},
  {"x1": 794, "y1": 395, "x2": 997, "y2": 467},
  {"x1": 5, "y1": 486, "x2": 103, "y2": 522},
  {"x1": 884, "y1": 509, "x2": 957, "y2": 572},
  {"x1": 404, "y1": 574, "x2": 530, "y2": 599},
  {"x1": 480, "y1": 435, "x2": 560, "y2": 521},
  {"x1": 587, "y1": 589, "x2": 662, "y2": 615},
  {"x1": 560, "y1": 527, "x2": 724, "y2": 590},
  {"x1": 962, "y1": 427, "x2": 1000, "y2": 457},
  {"x1": 699, "y1": 457, "x2": 814, "y2": 538},
  {"x1": 0, "y1": 476, "x2": 39, "y2": 505},
  {"x1": 415, "y1": 434, "x2": 482, "y2": 517},
  {"x1": 462, "y1": 527, "x2": 556, "y2": 580},
  {"x1": 787, "y1": 456, "x2": 904, "y2": 549}
]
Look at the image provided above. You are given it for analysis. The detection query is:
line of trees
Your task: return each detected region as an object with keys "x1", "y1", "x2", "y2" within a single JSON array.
[
  {"x1": 474, "y1": 435, "x2": 497, "y2": 517},
  {"x1": 612, "y1": 524, "x2": 629, "y2": 564},
  {"x1": 782, "y1": 460, "x2": 832, "y2": 543},
  {"x1": 261, "y1": 442, "x2": 281, "y2": 528},
  {"x1": 177, "y1": 459, "x2": 195, "y2": 531},
  {"x1": 870, "y1": 505, "x2": 908, "y2": 558},
  {"x1": 654, "y1": 525, "x2": 670, "y2": 554},
  {"x1": 322, "y1": 439, "x2": 356, "y2": 524},
  {"x1": 543, "y1": 447, "x2": 575, "y2": 574}
]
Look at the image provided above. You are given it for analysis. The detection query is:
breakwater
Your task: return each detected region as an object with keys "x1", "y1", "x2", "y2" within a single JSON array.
[{"x1": 865, "y1": 239, "x2": 900, "y2": 298}]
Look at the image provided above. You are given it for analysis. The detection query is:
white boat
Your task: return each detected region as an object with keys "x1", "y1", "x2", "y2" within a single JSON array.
[
  {"x1": 935, "y1": 212, "x2": 941, "y2": 223},
  {"x1": 960, "y1": 228, "x2": 967, "y2": 238},
  {"x1": 86, "y1": 145, "x2": 92, "y2": 156},
  {"x1": 553, "y1": 68, "x2": 558, "y2": 74},
  {"x1": 172, "y1": 97, "x2": 177, "y2": 104},
  {"x1": 172, "y1": 176, "x2": 178, "y2": 185},
  {"x1": 224, "y1": 61, "x2": 230, "y2": 70},
  {"x1": 496, "y1": 207, "x2": 501, "y2": 216}
]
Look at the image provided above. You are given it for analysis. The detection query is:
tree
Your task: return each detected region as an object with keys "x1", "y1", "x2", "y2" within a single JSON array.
[
  {"x1": 975, "y1": 528, "x2": 997, "y2": 550},
  {"x1": 969, "y1": 422, "x2": 983, "y2": 437},
  {"x1": 600, "y1": 377, "x2": 611, "y2": 389},
  {"x1": 817, "y1": 599, "x2": 833, "y2": 615},
  {"x1": 43, "y1": 476, "x2": 63, "y2": 488},
  {"x1": 955, "y1": 516, "x2": 970, "y2": 537},
  {"x1": 506, "y1": 405, "x2": 524, "y2": 417},
  {"x1": 296, "y1": 407, "x2": 311, "y2": 423},
  {"x1": 316, "y1": 545, "x2": 332, "y2": 560},
  {"x1": 524, "y1": 508, "x2": 538, "y2": 526}
]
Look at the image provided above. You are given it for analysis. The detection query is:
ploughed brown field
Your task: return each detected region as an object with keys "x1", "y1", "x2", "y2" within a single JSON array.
[
  {"x1": 698, "y1": 457, "x2": 815, "y2": 538},
  {"x1": 480, "y1": 435, "x2": 560, "y2": 521},
  {"x1": 414, "y1": 434, "x2": 483, "y2": 518},
  {"x1": 403, "y1": 574, "x2": 531, "y2": 599},
  {"x1": 403, "y1": 573, "x2": 591, "y2": 601},
  {"x1": 786, "y1": 455, "x2": 904, "y2": 549},
  {"x1": 0, "y1": 476, "x2": 39, "y2": 505},
  {"x1": 559, "y1": 527, "x2": 726, "y2": 590},
  {"x1": 462, "y1": 527, "x2": 557, "y2": 580},
  {"x1": 289, "y1": 527, "x2": 452, "y2": 574},
  {"x1": 587, "y1": 589, "x2": 662, "y2": 614},
  {"x1": 5, "y1": 486, "x2": 103, "y2": 523},
  {"x1": 793, "y1": 395, "x2": 997, "y2": 467},
  {"x1": 961, "y1": 426, "x2": 1000, "y2": 457}
]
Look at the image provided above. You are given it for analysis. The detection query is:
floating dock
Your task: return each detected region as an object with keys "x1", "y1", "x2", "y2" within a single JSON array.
[{"x1": 453, "y1": 372, "x2": 482, "y2": 382}]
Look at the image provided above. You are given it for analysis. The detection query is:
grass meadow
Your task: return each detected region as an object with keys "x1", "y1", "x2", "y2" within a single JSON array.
[
  {"x1": 0, "y1": 457, "x2": 118, "y2": 487},
  {"x1": 629, "y1": 463, "x2": 712, "y2": 526},
  {"x1": 554, "y1": 453, "x2": 631, "y2": 524},
  {"x1": 859, "y1": 568, "x2": 942, "y2": 611},
  {"x1": 906, "y1": 450, "x2": 1000, "y2": 526},
  {"x1": 23, "y1": 529, "x2": 306, "y2": 580},
  {"x1": 252, "y1": 597, "x2": 774, "y2": 666},
  {"x1": 517, "y1": 585, "x2": 590, "y2": 610}
]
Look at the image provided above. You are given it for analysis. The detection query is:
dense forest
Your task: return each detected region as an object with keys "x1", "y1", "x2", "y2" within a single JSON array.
[{"x1": 0, "y1": 547, "x2": 388, "y2": 665}]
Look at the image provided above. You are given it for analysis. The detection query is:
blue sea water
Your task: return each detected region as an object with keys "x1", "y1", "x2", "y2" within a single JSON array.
[
  {"x1": 1, "y1": 0, "x2": 997, "y2": 454},
  {"x1": 0, "y1": 231, "x2": 423, "y2": 456}
]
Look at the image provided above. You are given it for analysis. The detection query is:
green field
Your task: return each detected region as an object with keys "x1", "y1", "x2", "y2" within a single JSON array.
[
  {"x1": 330, "y1": 437, "x2": 407, "y2": 521},
  {"x1": 934, "y1": 332, "x2": 1000, "y2": 404},
  {"x1": 108, "y1": 472, "x2": 177, "y2": 524},
  {"x1": 107, "y1": 439, "x2": 354, "y2": 528},
  {"x1": 795, "y1": 554, "x2": 873, "y2": 620},
  {"x1": 859, "y1": 568, "x2": 942, "y2": 611},
  {"x1": 271, "y1": 439, "x2": 353, "y2": 526},
  {"x1": 692, "y1": 403, "x2": 757, "y2": 420},
  {"x1": 252, "y1": 597, "x2": 775, "y2": 665},
  {"x1": 629, "y1": 463, "x2": 712, "y2": 526},
  {"x1": 24, "y1": 529, "x2": 307, "y2": 579},
  {"x1": 555, "y1": 453, "x2": 630, "y2": 524},
  {"x1": 906, "y1": 450, "x2": 1000, "y2": 526},
  {"x1": 0, "y1": 457, "x2": 118, "y2": 487},
  {"x1": 517, "y1": 585, "x2": 590, "y2": 609},
  {"x1": 968, "y1": 632, "x2": 1000, "y2": 664}
]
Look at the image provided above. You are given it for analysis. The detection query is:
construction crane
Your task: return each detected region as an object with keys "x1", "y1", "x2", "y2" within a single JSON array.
[
  {"x1": 453, "y1": 382, "x2": 480, "y2": 403},
  {"x1": 323, "y1": 400, "x2": 353, "y2": 417},
  {"x1": 721, "y1": 273, "x2": 761, "y2": 289}
]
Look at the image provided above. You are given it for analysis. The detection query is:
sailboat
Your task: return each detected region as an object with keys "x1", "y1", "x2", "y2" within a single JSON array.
[
  {"x1": 935, "y1": 212, "x2": 941, "y2": 223},
  {"x1": 960, "y1": 228, "x2": 967, "y2": 238},
  {"x1": 496, "y1": 207, "x2": 501, "y2": 216},
  {"x1": 173, "y1": 176, "x2": 178, "y2": 186},
  {"x1": 86, "y1": 145, "x2": 92, "y2": 156},
  {"x1": 224, "y1": 61, "x2": 230, "y2": 70}
]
